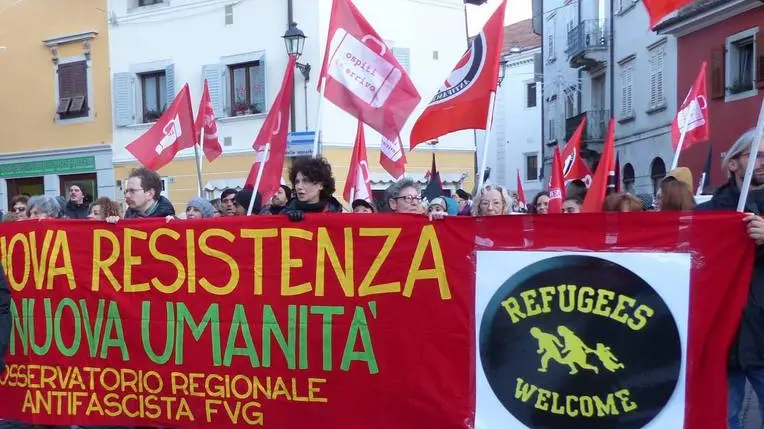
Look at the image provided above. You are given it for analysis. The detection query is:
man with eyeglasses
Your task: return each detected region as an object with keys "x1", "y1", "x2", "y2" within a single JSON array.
[
  {"x1": 697, "y1": 128, "x2": 764, "y2": 429},
  {"x1": 121, "y1": 167, "x2": 176, "y2": 219},
  {"x1": 386, "y1": 178, "x2": 424, "y2": 214}
]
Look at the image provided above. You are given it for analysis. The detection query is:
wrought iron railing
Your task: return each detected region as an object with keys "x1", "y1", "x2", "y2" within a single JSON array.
[{"x1": 567, "y1": 20, "x2": 609, "y2": 58}]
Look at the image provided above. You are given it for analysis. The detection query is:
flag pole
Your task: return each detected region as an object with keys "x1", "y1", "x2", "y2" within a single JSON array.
[
  {"x1": 736, "y1": 99, "x2": 764, "y2": 212},
  {"x1": 476, "y1": 91, "x2": 497, "y2": 193},
  {"x1": 312, "y1": 77, "x2": 327, "y2": 158},
  {"x1": 670, "y1": 131, "x2": 687, "y2": 170},
  {"x1": 248, "y1": 143, "x2": 271, "y2": 216},
  {"x1": 194, "y1": 128, "x2": 205, "y2": 198},
  {"x1": 696, "y1": 173, "x2": 706, "y2": 196}
]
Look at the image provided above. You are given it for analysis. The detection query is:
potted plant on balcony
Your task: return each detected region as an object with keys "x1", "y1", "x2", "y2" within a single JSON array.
[
  {"x1": 729, "y1": 79, "x2": 754, "y2": 95},
  {"x1": 143, "y1": 106, "x2": 165, "y2": 123}
]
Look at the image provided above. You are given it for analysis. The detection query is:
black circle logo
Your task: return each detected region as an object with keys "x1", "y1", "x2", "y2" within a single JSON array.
[{"x1": 479, "y1": 255, "x2": 681, "y2": 429}]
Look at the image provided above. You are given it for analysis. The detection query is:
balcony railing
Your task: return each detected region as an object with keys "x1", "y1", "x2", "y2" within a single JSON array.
[
  {"x1": 567, "y1": 20, "x2": 609, "y2": 58},
  {"x1": 565, "y1": 110, "x2": 610, "y2": 142}
]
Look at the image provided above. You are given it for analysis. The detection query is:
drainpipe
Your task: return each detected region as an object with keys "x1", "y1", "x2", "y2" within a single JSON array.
[
  {"x1": 609, "y1": 0, "x2": 614, "y2": 134},
  {"x1": 288, "y1": 0, "x2": 296, "y2": 133}
]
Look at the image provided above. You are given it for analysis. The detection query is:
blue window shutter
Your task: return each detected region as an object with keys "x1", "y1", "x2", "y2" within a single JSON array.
[
  {"x1": 392, "y1": 47, "x2": 410, "y2": 73},
  {"x1": 165, "y1": 63, "x2": 175, "y2": 100},
  {"x1": 252, "y1": 56, "x2": 266, "y2": 113},
  {"x1": 202, "y1": 64, "x2": 227, "y2": 118},
  {"x1": 113, "y1": 72, "x2": 136, "y2": 127}
]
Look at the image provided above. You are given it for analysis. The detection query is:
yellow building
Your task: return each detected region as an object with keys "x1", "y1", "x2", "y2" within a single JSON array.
[{"x1": 0, "y1": 0, "x2": 113, "y2": 210}]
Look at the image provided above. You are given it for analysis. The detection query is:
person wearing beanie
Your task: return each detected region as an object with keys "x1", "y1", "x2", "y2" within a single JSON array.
[
  {"x1": 664, "y1": 167, "x2": 694, "y2": 191},
  {"x1": 234, "y1": 188, "x2": 263, "y2": 215},
  {"x1": 428, "y1": 196, "x2": 448, "y2": 214},
  {"x1": 352, "y1": 199, "x2": 376, "y2": 213},
  {"x1": 186, "y1": 197, "x2": 215, "y2": 219},
  {"x1": 262, "y1": 185, "x2": 293, "y2": 215}
]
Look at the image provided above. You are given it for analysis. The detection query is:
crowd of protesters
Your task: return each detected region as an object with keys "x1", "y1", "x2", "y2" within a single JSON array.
[{"x1": 1, "y1": 129, "x2": 764, "y2": 429}]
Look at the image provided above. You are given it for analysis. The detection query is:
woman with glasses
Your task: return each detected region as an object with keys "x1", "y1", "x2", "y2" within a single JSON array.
[
  {"x1": 386, "y1": 178, "x2": 423, "y2": 214},
  {"x1": 472, "y1": 185, "x2": 512, "y2": 216},
  {"x1": 8, "y1": 195, "x2": 28, "y2": 221}
]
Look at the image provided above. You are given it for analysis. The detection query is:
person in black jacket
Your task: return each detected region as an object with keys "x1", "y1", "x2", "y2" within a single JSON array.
[
  {"x1": 62, "y1": 183, "x2": 91, "y2": 219},
  {"x1": 0, "y1": 263, "x2": 10, "y2": 374},
  {"x1": 282, "y1": 157, "x2": 343, "y2": 221},
  {"x1": 697, "y1": 128, "x2": 764, "y2": 429}
]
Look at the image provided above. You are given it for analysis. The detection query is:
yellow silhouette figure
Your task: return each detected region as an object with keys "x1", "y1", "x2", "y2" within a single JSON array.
[
  {"x1": 530, "y1": 327, "x2": 569, "y2": 373},
  {"x1": 556, "y1": 326, "x2": 599, "y2": 375},
  {"x1": 593, "y1": 343, "x2": 625, "y2": 373}
]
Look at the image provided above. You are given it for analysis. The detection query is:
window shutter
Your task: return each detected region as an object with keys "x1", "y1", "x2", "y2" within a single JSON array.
[
  {"x1": 202, "y1": 64, "x2": 228, "y2": 118},
  {"x1": 392, "y1": 47, "x2": 411, "y2": 72},
  {"x1": 657, "y1": 52, "x2": 664, "y2": 105},
  {"x1": 113, "y1": 72, "x2": 136, "y2": 127},
  {"x1": 711, "y1": 46, "x2": 725, "y2": 99},
  {"x1": 165, "y1": 63, "x2": 175, "y2": 98},
  {"x1": 757, "y1": 31, "x2": 764, "y2": 89},
  {"x1": 252, "y1": 59, "x2": 266, "y2": 113}
]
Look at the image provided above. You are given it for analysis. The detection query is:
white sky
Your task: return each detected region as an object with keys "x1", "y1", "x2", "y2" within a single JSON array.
[{"x1": 466, "y1": 0, "x2": 533, "y2": 36}]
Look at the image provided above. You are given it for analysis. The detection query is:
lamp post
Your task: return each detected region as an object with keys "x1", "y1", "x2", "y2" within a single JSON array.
[
  {"x1": 282, "y1": 22, "x2": 311, "y2": 131},
  {"x1": 497, "y1": 56, "x2": 508, "y2": 86}
]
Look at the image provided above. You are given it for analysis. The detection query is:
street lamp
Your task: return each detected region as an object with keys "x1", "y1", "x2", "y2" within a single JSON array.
[
  {"x1": 282, "y1": 22, "x2": 311, "y2": 82},
  {"x1": 497, "y1": 57, "x2": 508, "y2": 86}
]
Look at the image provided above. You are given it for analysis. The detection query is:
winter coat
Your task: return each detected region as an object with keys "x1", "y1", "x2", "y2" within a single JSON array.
[
  {"x1": 281, "y1": 197, "x2": 344, "y2": 215},
  {"x1": 124, "y1": 196, "x2": 176, "y2": 219},
  {"x1": 62, "y1": 200, "x2": 90, "y2": 219},
  {"x1": 697, "y1": 178, "x2": 764, "y2": 369},
  {"x1": 0, "y1": 264, "x2": 10, "y2": 374}
]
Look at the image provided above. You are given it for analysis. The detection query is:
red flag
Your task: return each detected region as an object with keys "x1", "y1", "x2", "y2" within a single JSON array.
[
  {"x1": 562, "y1": 116, "x2": 594, "y2": 187},
  {"x1": 548, "y1": 147, "x2": 565, "y2": 214},
  {"x1": 582, "y1": 118, "x2": 616, "y2": 213},
  {"x1": 343, "y1": 120, "x2": 373, "y2": 203},
  {"x1": 643, "y1": 0, "x2": 696, "y2": 28},
  {"x1": 318, "y1": 0, "x2": 420, "y2": 141},
  {"x1": 244, "y1": 55, "x2": 296, "y2": 202},
  {"x1": 671, "y1": 62, "x2": 709, "y2": 151},
  {"x1": 379, "y1": 135, "x2": 407, "y2": 179},
  {"x1": 194, "y1": 79, "x2": 223, "y2": 162},
  {"x1": 126, "y1": 83, "x2": 195, "y2": 171},
  {"x1": 516, "y1": 169, "x2": 526, "y2": 207},
  {"x1": 409, "y1": 0, "x2": 506, "y2": 149}
]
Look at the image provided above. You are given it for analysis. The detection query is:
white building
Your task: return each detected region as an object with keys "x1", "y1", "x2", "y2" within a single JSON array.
[
  {"x1": 107, "y1": 0, "x2": 475, "y2": 209},
  {"x1": 486, "y1": 20, "x2": 543, "y2": 195},
  {"x1": 612, "y1": 0, "x2": 677, "y2": 195}
]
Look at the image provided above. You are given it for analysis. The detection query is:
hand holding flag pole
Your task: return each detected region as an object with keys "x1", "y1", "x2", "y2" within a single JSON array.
[
  {"x1": 736, "y1": 99, "x2": 764, "y2": 212},
  {"x1": 247, "y1": 143, "x2": 271, "y2": 216}
]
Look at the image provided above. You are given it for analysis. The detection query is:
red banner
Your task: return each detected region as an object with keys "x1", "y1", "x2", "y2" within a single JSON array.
[
  {"x1": 0, "y1": 216, "x2": 475, "y2": 429},
  {"x1": 0, "y1": 213, "x2": 755, "y2": 429}
]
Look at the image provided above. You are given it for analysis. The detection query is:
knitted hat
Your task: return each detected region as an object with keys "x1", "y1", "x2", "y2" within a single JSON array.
[
  {"x1": 187, "y1": 197, "x2": 215, "y2": 218},
  {"x1": 428, "y1": 197, "x2": 448, "y2": 211},
  {"x1": 235, "y1": 188, "x2": 262, "y2": 214},
  {"x1": 352, "y1": 199, "x2": 376, "y2": 212}
]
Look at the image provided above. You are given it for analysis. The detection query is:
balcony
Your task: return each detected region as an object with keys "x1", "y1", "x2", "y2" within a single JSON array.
[
  {"x1": 567, "y1": 20, "x2": 609, "y2": 70},
  {"x1": 565, "y1": 110, "x2": 610, "y2": 142}
]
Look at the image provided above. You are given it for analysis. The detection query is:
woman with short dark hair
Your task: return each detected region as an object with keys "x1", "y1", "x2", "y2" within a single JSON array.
[{"x1": 282, "y1": 157, "x2": 343, "y2": 221}]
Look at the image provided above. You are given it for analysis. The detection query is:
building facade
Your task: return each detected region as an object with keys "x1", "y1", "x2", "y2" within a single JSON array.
[
  {"x1": 0, "y1": 0, "x2": 114, "y2": 211},
  {"x1": 657, "y1": 0, "x2": 763, "y2": 189},
  {"x1": 540, "y1": 0, "x2": 612, "y2": 183},
  {"x1": 613, "y1": 0, "x2": 678, "y2": 195},
  {"x1": 486, "y1": 20, "x2": 543, "y2": 195},
  {"x1": 108, "y1": 0, "x2": 474, "y2": 212}
]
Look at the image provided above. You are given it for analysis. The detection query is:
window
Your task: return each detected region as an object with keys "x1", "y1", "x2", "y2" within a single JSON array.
[
  {"x1": 392, "y1": 47, "x2": 411, "y2": 72},
  {"x1": 138, "y1": 0, "x2": 164, "y2": 6},
  {"x1": 723, "y1": 28, "x2": 761, "y2": 102},
  {"x1": 547, "y1": 16, "x2": 556, "y2": 62},
  {"x1": 623, "y1": 163, "x2": 635, "y2": 194},
  {"x1": 229, "y1": 61, "x2": 265, "y2": 117},
  {"x1": 548, "y1": 118, "x2": 557, "y2": 140},
  {"x1": 620, "y1": 59, "x2": 635, "y2": 119},
  {"x1": 526, "y1": 83, "x2": 537, "y2": 108},
  {"x1": 224, "y1": 5, "x2": 233, "y2": 25},
  {"x1": 650, "y1": 157, "x2": 666, "y2": 195},
  {"x1": 57, "y1": 60, "x2": 89, "y2": 120},
  {"x1": 526, "y1": 154, "x2": 539, "y2": 181},
  {"x1": 648, "y1": 44, "x2": 666, "y2": 109},
  {"x1": 564, "y1": 87, "x2": 576, "y2": 118},
  {"x1": 140, "y1": 71, "x2": 167, "y2": 123}
]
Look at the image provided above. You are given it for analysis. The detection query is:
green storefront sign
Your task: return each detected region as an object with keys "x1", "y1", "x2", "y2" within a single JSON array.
[{"x1": 0, "y1": 156, "x2": 96, "y2": 178}]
